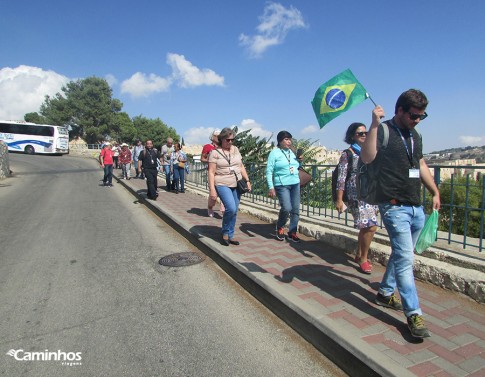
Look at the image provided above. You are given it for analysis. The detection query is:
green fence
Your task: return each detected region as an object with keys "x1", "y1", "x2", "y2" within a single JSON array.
[{"x1": 185, "y1": 162, "x2": 485, "y2": 253}]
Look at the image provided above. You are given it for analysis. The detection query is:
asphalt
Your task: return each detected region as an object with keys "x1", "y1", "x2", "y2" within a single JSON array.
[{"x1": 114, "y1": 173, "x2": 485, "y2": 377}]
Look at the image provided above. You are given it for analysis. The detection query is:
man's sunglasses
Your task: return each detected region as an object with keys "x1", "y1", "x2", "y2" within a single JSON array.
[
  {"x1": 408, "y1": 111, "x2": 428, "y2": 121},
  {"x1": 226, "y1": 138, "x2": 235, "y2": 142},
  {"x1": 355, "y1": 131, "x2": 367, "y2": 136}
]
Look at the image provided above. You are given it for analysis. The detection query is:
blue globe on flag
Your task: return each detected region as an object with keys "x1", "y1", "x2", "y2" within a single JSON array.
[{"x1": 325, "y1": 89, "x2": 346, "y2": 110}]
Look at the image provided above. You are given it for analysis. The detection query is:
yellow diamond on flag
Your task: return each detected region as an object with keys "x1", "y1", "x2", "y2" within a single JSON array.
[
  {"x1": 311, "y1": 69, "x2": 368, "y2": 128},
  {"x1": 319, "y1": 83, "x2": 357, "y2": 115}
]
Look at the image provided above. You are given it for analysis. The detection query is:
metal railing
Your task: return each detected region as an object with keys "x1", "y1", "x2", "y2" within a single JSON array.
[{"x1": 185, "y1": 162, "x2": 485, "y2": 253}]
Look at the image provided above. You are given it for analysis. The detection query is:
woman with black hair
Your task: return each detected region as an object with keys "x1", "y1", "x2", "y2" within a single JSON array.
[
  {"x1": 266, "y1": 131, "x2": 302, "y2": 243},
  {"x1": 335, "y1": 122, "x2": 378, "y2": 274}
]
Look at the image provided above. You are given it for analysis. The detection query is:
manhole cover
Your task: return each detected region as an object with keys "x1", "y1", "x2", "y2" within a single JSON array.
[{"x1": 159, "y1": 252, "x2": 205, "y2": 267}]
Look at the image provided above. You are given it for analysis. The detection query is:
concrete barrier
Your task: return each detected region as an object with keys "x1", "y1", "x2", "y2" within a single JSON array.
[{"x1": 0, "y1": 141, "x2": 10, "y2": 180}]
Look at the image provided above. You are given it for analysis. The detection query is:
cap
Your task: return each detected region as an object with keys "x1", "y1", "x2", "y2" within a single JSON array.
[{"x1": 121, "y1": 143, "x2": 128, "y2": 147}]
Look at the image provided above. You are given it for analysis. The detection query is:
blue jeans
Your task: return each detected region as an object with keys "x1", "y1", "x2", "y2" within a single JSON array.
[
  {"x1": 163, "y1": 165, "x2": 172, "y2": 189},
  {"x1": 173, "y1": 166, "x2": 185, "y2": 192},
  {"x1": 378, "y1": 204, "x2": 425, "y2": 317},
  {"x1": 215, "y1": 186, "x2": 241, "y2": 239},
  {"x1": 275, "y1": 183, "x2": 300, "y2": 234},
  {"x1": 103, "y1": 164, "x2": 113, "y2": 185}
]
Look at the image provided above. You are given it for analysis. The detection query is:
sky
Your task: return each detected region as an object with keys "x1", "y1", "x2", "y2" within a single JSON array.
[{"x1": 1, "y1": 0, "x2": 484, "y2": 153}]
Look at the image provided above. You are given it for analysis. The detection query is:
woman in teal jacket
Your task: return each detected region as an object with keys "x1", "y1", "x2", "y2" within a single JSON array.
[{"x1": 266, "y1": 131, "x2": 301, "y2": 242}]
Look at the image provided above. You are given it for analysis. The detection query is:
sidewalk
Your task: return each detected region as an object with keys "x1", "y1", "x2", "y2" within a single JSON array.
[{"x1": 115, "y1": 176, "x2": 485, "y2": 377}]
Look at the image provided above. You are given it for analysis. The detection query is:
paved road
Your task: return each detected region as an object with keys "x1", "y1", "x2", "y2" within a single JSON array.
[{"x1": 0, "y1": 154, "x2": 345, "y2": 377}]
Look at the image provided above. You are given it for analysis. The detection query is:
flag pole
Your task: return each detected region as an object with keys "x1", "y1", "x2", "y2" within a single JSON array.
[{"x1": 366, "y1": 93, "x2": 378, "y2": 107}]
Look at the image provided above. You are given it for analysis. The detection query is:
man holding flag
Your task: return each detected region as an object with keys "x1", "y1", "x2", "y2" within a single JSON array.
[{"x1": 361, "y1": 89, "x2": 440, "y2": 339}]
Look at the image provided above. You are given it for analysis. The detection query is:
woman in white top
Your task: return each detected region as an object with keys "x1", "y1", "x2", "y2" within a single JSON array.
[{"x1": 170, "y1": 143, "x2": 187, "y2": 194}]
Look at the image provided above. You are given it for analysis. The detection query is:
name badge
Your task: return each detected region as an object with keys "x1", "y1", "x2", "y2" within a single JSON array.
[
  {"x1": 289, "y1": 166, "x2": 295, "y2": 175},
  {"x1": 409, "y1": 169, "x2": 420, "y2": 178}
]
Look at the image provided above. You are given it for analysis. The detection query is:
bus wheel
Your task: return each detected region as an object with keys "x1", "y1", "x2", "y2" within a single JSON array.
[{"x1": 24, "y1": 145, "x2": 35, "y2": 155}]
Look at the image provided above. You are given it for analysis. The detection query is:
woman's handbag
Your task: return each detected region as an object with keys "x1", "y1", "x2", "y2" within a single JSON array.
[
  {"x1": 298, "y1": 167, "x2": 312, "y2": 188},
  {"x1": 178, "y1": 161, "x2": 185, "y2": 169},
  {"x1": 236, "y1": 177, "x2": 250, "y2": 195}
]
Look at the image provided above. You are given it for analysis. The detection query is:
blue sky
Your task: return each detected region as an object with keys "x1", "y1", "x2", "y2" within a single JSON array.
[{"x1": 1, "y1": 0, "x2": 484, "y2": 153}]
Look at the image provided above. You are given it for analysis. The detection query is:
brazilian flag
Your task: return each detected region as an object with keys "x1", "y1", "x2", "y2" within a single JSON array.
[{"x1": 311, "y1": 69, "x2": 368, "y2": 128}]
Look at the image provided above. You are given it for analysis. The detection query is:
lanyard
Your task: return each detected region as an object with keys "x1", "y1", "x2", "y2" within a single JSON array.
[
  {"x1": 281, "y1": 148, "x2": 292, "y2": 165},
  {"x1": 216, "y1": 149, "x2": 231, "y2": 165},
  {"x1": 390, "y1": 121, "x2": 415, "y2": 168}
]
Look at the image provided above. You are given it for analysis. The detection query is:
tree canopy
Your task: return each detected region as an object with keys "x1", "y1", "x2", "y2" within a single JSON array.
[{"x1": 25, "y1": 76, "x2": 180, "y2": 145}]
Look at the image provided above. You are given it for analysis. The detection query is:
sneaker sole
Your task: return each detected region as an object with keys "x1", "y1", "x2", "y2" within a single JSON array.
[
  {"x1": 375, "y1": 299, "x2": 403, "y2": 311},
  {"x1": 408, "y1": 328, "x2": 431, "y2": 338}
]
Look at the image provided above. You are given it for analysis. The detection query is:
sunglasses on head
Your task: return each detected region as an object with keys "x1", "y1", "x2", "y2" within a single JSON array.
[
  {"x1": 407, "y1": 111, "x2": 428, "y2": 121},
  {"x1": 355, "y1": 131, "x2": 367, "y2": 136},
  {"x1": 225, "y1": 138, "x2": 235, "y2": 142}
]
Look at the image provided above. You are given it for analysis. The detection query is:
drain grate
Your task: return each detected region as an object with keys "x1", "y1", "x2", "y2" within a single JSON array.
[{"x1": 159, "y1": 252, "x2": 205, "y2": 267}]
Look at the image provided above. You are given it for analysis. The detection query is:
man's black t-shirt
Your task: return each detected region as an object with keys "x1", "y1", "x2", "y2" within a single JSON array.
[
  {"x1": 375, "y1": 120, "x2": 423, "y2": 206},
  {"x1": 138, "y1": 148, "x2": 160, "y2": 169}
]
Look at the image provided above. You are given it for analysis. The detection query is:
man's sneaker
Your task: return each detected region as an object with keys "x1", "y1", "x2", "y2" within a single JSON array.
[
  {"x1": 288, "y1": 232, "x2": 301, "y2": 243},
  {"x1": 407, "y1": 314, "x2": 431, "y2": 338},
  {"x1": 375, "y1": 293, "x2": 403, "y2": 311},
  {"x1": 276, "y1": 227, "x2": 286, "y2": 241}
]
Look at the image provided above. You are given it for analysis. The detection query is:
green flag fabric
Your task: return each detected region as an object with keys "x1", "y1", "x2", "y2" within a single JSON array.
[{"x1": 311, "y1": 69, "x2": 368, "y2": 128}]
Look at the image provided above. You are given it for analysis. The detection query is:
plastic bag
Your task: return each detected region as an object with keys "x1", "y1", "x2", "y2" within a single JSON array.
[{"x1": 415, "y1": 210, "x2": 439, "y2": 254}]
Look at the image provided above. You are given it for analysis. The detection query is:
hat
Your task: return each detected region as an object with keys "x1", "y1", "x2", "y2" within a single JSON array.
[
  {"x1": 121, "y1": 143, "x2": 128, "y2": 147},
  {"x1": 277, "y1": 131, "x2": 292, "y2": 144},
  {"x1": 104, "y1": 142, "x2": 111, "y2": 146}
]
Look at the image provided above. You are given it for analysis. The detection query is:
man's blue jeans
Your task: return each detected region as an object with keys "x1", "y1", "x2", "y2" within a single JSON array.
[
  {"x1": 215, "y1": 186, "x2": 241, "y2": 239},
  {"x1": 163, "y1": 165, "x2": 172, "y2": 189},
  {"x1": 275, "y1": 183, "x2": 300, "y2": 234},
  {"x1": 378, "y1": 204, "x2": 425, "y2": 317},
  {"x1": 103, "y1": 164, "x2": 113, "y2": 185}
]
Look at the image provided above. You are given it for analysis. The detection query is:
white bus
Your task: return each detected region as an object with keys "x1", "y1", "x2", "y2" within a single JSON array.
[{"x1": 0, "y1": 120, "x2": 69, "y2": 155}]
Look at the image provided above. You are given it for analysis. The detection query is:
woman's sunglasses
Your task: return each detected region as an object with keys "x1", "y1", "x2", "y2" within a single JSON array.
[
  {"x1": 355, "y1": 132, "x2": 367, "y2": 137},
  {"x1": 225, "y1": 138, "x2": 235, "y2": 142}
]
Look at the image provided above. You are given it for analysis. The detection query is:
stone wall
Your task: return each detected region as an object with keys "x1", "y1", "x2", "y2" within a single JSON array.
[{"x1": 0, "y1": 141, "x2": 10, "y2": 180}]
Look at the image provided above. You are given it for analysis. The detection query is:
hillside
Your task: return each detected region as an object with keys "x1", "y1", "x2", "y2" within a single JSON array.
[{"x1": 428, "y1": 145, "x2": 485, "y2": 163}]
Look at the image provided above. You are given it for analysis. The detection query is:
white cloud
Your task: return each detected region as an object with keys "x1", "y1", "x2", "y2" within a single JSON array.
[
  {"x1": 167, "y1": 53, "x2": 224, "y2": 88},
  {"x1": 300, "y1": 124, "x2": 319, "y2": 135},
  {"x1": 233, "y1": 119, "x2": 273, "y2": 139},
  {"x1": 0, "y1": 65, "x2": 69, "y2": 120},
  {"x1": 120, "y1": 53, "x2": 224, "y2": 97},
  {"x1": 184, "y1": 119, "x2": 273, "y2": 145},
  {"x1": 184, "y1": 126, "x2": 219, "y2": 145},
  {"x1": 120, "y1": 72, "x2": 172, "y2": 98},
  {"x1": 459, "y1": 136, "x2": 485, "y2": 146},
  {"x1": 239, "y1": 2, "x2": 307, "y2": 58}
]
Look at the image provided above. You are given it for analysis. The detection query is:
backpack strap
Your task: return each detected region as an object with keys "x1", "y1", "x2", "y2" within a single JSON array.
[{"x1": 381, "y1": 122, "x2": 389, "y2": 149}]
